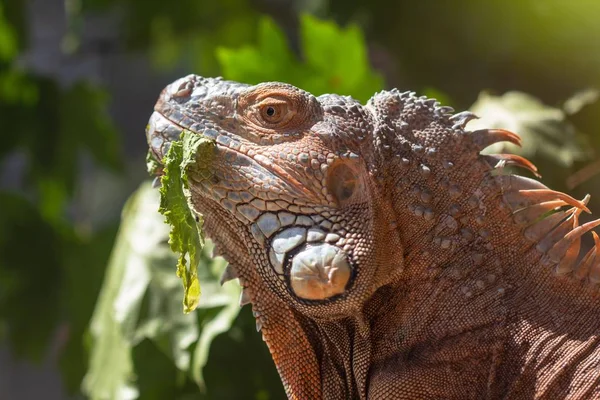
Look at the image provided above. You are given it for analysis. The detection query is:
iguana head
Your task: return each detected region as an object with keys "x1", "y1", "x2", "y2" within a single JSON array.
[{"x1": 147, "y1": 75, "x2": 403, "y2": 320}]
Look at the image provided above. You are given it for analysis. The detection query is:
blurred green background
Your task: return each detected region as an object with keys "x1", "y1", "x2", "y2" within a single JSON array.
[{"x1": 0, "y1": 0, "x2": 599, "y2": 399}]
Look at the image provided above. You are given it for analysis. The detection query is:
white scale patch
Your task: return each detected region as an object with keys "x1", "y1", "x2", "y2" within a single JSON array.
[
  {"x1": 272, "y1": 227, "x2": 307, "y2": 253},
  {"x1": 269, "y1": 226, "x2": 307, "y2": 275},
  {"x1": 257, "y1": 216, "x2": 349, "y2": 299}
]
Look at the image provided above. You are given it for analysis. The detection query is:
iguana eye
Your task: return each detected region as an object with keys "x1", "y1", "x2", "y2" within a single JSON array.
[
  {"x1": 237, "y1": 82, "x2": 323, "y2": 134},
  {"x1": 257, "y1": 98, "x2": 294, "y2": 126}
]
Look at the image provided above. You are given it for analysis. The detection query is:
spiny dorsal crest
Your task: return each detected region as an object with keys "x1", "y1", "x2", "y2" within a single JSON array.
[
  {"x1": 370, "y1": 88, "x2": 599, "y2": 287},
  {"x1": 449, "y1": 106, "x2": 600, "y2": 286}
]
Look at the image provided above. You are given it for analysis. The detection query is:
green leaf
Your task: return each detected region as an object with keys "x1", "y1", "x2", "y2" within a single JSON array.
[
  {"x1": 59, "y1": 226, "x2": 118, "y2": 394},
  {"x1": 299, "y1": 14, "x2": 383, "y2": 101},
  {"x1": 216, "y1": 18, "x2": 295, "y2": 85},
  {"x1": 131, "y1": 339, "x2": 196, "y2": 400},
  {"x1": 83, "y1": 187, "x2": 152, "y2": 400},
  {"x1": 468, "y1": 91, "x2": 592, "y2": 167},
  {"x1": 217, "y1": 14, "x2": 384, "y2": 103},
  {"x1": 200, "y1": 307, "x2": 285, "y2": 399},
  {"x1": 190, "y1": 272, "x2": 240, "y2": 390},
  {"x1": 84, "y1": 182, "x2": 240, "y2": 399},
  {"x1": 159, "y1": 131, "x2": 215, "y2": 313}
]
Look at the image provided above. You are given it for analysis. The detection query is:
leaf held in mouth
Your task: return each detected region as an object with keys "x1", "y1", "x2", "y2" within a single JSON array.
[{"x1": 158, "y1": 130, "x2": 215, "y2": 313}]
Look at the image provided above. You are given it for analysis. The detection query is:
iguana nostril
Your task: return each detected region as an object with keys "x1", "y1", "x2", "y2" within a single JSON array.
[
  {"x1": 174, "y1": 87, "x2": 192, "y2": 98},
  {"x1": 290, "y1": 244, "x2": 351, "y2": 300},
  {"x1": 173, "y1": 81, "x2": 193, "y2": 98}
]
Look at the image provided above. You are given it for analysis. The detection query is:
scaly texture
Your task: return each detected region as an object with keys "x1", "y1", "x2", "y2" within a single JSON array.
[{"x1": 146, "y1": 75, "x2": 600, "y2": 399}]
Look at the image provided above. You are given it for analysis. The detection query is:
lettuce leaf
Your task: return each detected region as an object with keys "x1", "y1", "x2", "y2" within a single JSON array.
[{"x1": 158, "y1": 131, "x2": 215, "y2": 313}]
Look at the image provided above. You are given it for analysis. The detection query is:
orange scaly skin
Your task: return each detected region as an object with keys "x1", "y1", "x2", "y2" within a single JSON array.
[{"x1": 147, "y1": 75, "x2": 600, "y2": 399}]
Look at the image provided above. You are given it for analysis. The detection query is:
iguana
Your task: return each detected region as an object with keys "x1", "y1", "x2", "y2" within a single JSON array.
[{"x1": 146, "y1": 75, "x2": 600, "y2": 399}]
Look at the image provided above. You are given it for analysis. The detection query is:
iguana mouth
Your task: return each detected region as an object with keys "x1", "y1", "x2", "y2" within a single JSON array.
[
  {"x1": 146, "y1": 109, "x2": 318, "y2": 217},
  {"x1": 147, "y1": 111, "x2": 313, "y2": 197},
  {"x1": 146, "y1": 111, "x2": 185, "y2": 164}
]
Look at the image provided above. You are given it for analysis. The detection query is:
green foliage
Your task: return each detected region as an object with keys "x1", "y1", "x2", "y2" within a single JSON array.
[
  {"x1": 0, "y1": 77, "x2": 121, "y2": 225},
  {"x1": 468, "y1": 91, "x2": 593, "y2": 167},
  {"x1": 80, "y1": 0, "x2": 259, "y2": 75},
  {"x1": 217, "y1": 14, "x2": 384, "y2": 102},
  {"x1": 0, "y1": 1, "x2": 121, "y2": 218},
  {"x1": 83, "y1": 183, "x2": 241, "y2": 399},
  {"x1": 59, "y1": 226, "x2": 119, "y2": 392},
  {"x1": 158, "y1": 132, "x2": 216, "y2": 313},
  {"x1": 0, "y1": 0, "x2": 122, "y2": 394},
  {"x1": 0, "y1": 193, "x2": 115, "y2": 389}
]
